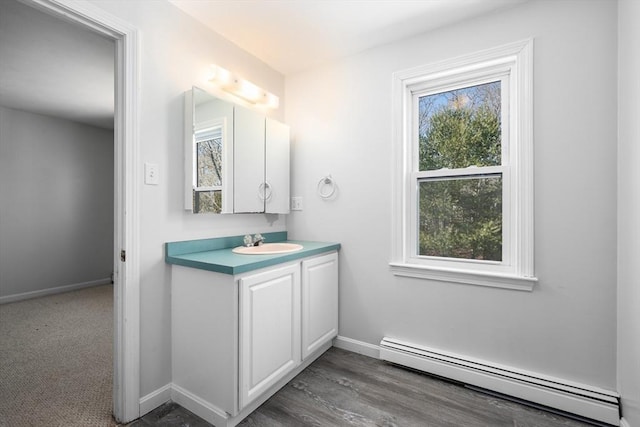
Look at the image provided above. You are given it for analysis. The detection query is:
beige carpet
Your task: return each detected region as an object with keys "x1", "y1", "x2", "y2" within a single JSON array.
[{"x1": 0, "y1": 284, "x2": 119, "y2": 427}]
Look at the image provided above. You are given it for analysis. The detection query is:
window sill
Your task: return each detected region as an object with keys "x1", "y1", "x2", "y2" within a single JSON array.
[{"x1": 389, "y1": 262, "x2": 537, "y2": 291}]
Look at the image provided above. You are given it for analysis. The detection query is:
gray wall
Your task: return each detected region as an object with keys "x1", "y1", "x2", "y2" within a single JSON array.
[
  {"x1": 617, "y1": 0, "x2": 640, "y2": 424},
  {"x1": 0, "y1": 106, "x2": 114, "y2": 298},
  {"x1": 286, "y1": 0, "x2": 618, "y2": 391},
  {"x1": 89, "y1": 0, "x2": 287, "y2": 397}
]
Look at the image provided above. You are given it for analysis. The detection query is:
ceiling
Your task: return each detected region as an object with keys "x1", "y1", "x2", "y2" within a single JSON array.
[
  {"x1": 0, "y1": 0, "x2": 114, "y2": 130},
  {"x1": 169, "y1": 0, "x2": 527, "y2": 75},
  {"x1": 0, "y1": 0, "x2": 525, "y2": 129}
]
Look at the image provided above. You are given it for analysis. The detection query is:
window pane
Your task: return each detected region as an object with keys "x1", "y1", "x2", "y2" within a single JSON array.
[
  {"x1": 418, "y1": 81, "x2": 501, "y2": 171},
  {"x1": 419, "y1": 175, "x2": 502, "y2": 261},
  {"x1": 196, "y1": 137, "x2": 222, "y2": 187},
  {"x1": 193, "y1": 190, "x2": 222, "y2": 214}
]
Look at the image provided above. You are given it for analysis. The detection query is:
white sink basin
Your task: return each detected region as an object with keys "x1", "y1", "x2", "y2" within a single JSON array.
[{"x1": 232, "y1": 242, "x2": 303, "y2": 255}]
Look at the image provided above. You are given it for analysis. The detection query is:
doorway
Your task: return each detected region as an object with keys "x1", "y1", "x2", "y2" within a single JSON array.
[{"x1": 0, "y1": 0, "x2": 141, "y2": 423}]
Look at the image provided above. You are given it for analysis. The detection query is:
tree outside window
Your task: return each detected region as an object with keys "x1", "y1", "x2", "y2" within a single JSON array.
[{"x1": 417, "y1": 81, "x2": 503, "y2": 261}]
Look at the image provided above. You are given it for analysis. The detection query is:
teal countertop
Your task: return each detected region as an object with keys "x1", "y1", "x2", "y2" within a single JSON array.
[{"x1": 165, "y1": 232, "x2": 340, "y2": 275}]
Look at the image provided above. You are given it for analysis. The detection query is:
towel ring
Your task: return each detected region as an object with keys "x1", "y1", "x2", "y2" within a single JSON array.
[{"x1": 317, "y1": 175, "x2": 336, "y2": 199}]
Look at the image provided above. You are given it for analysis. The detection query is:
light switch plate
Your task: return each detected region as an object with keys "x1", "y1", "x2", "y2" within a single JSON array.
[
  {"x1": 291, "y1": 196, "x2": 303, "y2": 211},
  {"x1": 144, "y1": 162, "x2": 159, "y2": 185}
]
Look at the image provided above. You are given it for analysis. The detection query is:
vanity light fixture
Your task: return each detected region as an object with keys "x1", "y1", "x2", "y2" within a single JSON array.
[{"x1": 209, "y1": 64, "x2": 279, "y2": 109}]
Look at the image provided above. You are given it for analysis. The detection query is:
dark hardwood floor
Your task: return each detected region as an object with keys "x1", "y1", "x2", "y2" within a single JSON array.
[{"x1": 132, "y1": 347, "x2": 599, "y2": 427}]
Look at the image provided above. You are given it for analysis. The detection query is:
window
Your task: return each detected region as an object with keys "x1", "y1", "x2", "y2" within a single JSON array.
[{"x1": 390, "y1": 40, "x2": 537, "y2": 291}]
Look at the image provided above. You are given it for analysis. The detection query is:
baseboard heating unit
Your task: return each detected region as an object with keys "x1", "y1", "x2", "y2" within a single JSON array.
[{"x1": 379, "y1": 337, "x2": 620, "y2": 426}]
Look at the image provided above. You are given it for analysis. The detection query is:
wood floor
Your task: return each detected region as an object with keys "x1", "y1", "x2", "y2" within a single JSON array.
[{"x1": 133, "y1": 347, "x2": 599, "y2": 427}]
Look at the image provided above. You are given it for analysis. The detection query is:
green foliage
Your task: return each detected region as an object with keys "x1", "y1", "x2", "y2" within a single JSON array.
[
  {"x1": 419, "y1": 105, "x2": 501, "y2": 170},
  {"x1": 419, "y1": 178, "x2": 502, "y2": 261},
  {"x1": 418, "y1": 91, "x2": 502, "y2": 261}
]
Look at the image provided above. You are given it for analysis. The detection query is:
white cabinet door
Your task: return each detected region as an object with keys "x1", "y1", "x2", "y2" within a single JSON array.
[
  {"x1": 301, "y1": 252, "x2": 339, "y2": 359},
  {"x1": 239, "y1": 263, "x2": 301, "y2": 409},
  {"x1": 265, "y1": 118, "x2": 290, "y2": 214},
  {"x1": 234, "y1": 105, "x2": 265, "y2": 213}
]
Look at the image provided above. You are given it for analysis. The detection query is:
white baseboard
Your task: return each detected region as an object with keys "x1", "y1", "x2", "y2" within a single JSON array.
[
  {"x1": 380, "y1": 337, "x2": 620, "y2": 426},
  {"x1": 333, "y1": 335, "x2": 380, "y2": 359},
  {"x1": 0, "y1": 278, "x2": 112, "y2": 304},
  {"x1": 139, "y1": 384, "x2": 172, "y2": 417},
  {"x1": 171, "y1": 383, "x2": 229, "y2": 426},
  {"x1": 140, "y1": 382, "x2": 229, "y2": 425}
]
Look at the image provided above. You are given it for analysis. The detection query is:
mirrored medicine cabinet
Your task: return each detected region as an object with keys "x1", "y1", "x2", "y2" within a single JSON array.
[{"x1": 184, "y1": 86, "x2": 290, "y2": 214}]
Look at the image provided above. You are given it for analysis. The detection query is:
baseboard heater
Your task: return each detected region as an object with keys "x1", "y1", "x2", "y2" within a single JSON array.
[{"x1": 379, "y1": 337, "x2": 620, "y2": 426}]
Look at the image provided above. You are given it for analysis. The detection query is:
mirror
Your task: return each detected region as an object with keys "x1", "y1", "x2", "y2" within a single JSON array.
[
  {"x1": 184, "y1": 86, "x2": 290, "y2": 215},
  {"x1": 184, "y1": 87, "x2": 233, "y2": 214}
]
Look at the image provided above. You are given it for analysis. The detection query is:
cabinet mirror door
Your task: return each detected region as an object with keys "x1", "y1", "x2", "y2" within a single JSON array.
[
  {"x1": 184, "y1": 87, "x2": 234, "y2": 214},
  {"x1": 234, "y1": 105, "x2": 265, "y2": 213},
  {"x1": 265, "y1": 118, "x2": 290, "y2": 214},
  {"x1": 184, "y1": 87, "x2": 290, "y2": 215}
]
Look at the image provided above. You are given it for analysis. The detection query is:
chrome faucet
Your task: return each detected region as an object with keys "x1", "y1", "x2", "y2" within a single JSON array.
[
  {"x1": 243, "y1": 234, "x2": 265, "y2": 247},
  {"x1": 252, "y1": 233, "x2": 264, "y2": 246}
]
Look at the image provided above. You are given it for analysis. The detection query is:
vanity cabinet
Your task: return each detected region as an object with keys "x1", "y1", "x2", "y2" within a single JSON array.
[
  {"x1": 171, "y1": 251, "x2": 338, "y2": 426},
  {"x1": 239, "y1": 263, "x2": 301, "y2": 408},
  {"x1": 302, "y1": 252, "x2": 339, "y2": 359}
]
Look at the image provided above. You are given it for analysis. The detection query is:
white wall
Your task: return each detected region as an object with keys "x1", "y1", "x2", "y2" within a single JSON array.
[
  {"x1": 617, "y1": 0, "x2": 640, "y2": 424},
  {"x1": 89, "y1": 0, "x2": 286, "y2": 397},
  {"x1": 286, "y1": 0, "x2": 618, "y2": 390},
  {"x1": 0, "y1": 106, "x2": 113, "y2": 298}
]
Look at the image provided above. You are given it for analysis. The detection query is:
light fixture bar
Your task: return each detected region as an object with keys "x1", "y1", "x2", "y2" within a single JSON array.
[{"x1": 209, "y1": 64, "x2": 279, "y2": 109}]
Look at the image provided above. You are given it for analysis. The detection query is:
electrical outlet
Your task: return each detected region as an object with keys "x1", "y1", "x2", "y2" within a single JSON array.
[
  {"x1": 291, "y1": 196, "x2": 303, "y2": 211},
  {"x1": 144, "y1": 162, "x2": 159, "y2": 185}
]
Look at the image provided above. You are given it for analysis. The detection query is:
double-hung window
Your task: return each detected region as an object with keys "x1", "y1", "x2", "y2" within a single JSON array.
[{"x1": 390, "y1": 40, "x2": 537, "y2": 290}]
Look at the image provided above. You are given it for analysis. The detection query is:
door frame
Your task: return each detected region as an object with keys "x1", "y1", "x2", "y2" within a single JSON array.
[{"x1": 23, "y1": 0, "x2": 141, "y2": 422}]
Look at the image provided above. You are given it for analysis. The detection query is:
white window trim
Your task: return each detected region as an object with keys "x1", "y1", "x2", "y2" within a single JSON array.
[{"x1": 390, "y1": 39, "x2": 537, "y2": 291}]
